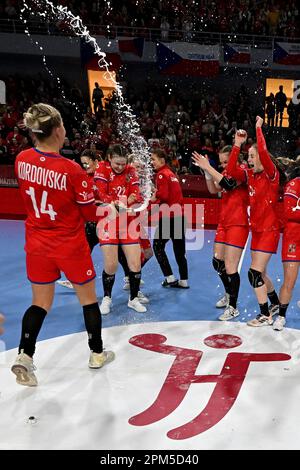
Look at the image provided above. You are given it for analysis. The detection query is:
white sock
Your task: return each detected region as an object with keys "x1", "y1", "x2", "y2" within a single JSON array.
[
  {"x1": 179, "y1": 280, "x2": 188, "y2": 287},
  {"x1": 166, "y1": 275, "x2": 176, "y2": 283}
]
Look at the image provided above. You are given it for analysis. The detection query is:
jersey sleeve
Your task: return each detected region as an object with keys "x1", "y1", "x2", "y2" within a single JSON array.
[
  {"x1": 284, "y1": 181, "x2": 300, "y2": 223},
  {"x1": 68, "y1": 162, "x2": 95, "y2": 205},
  {"x1": 226, "y1": 145, "x2": 246, "y2": 182},
  {"x1": 94, "y1": 163, "x2": 114, "y2": 204},
  {"x1": 256, "y1": 127, "x2": 276, "y2": 180}
]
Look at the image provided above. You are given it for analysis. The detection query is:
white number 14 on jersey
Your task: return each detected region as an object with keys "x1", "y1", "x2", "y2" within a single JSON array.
[{"x1": 26, "y1": 186, "x2": 57, "y2": 221}]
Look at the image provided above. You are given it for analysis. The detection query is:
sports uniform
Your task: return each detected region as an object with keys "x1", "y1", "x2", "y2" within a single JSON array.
[
  {"x1": 16, "y1": 148, "x2": 97, "y2": 284},
  {"x1": 215, "y1": 156, "x2": 249, "y2": 249},
  {"x1": 227, "y1": 128, "x2": 281, "y2": 253},
  {"x1": 282, "y1": 177, "x2": 300, "y2": 262},
  {"x1": 94, "y1": 161, "x2": 141, "y2": 245},
  {"x1": 153, "y1": 164, "x2": 188, "y2": 286},
  {"x1": 227, "y1": 126, "x2": 281, "y2": 327}
]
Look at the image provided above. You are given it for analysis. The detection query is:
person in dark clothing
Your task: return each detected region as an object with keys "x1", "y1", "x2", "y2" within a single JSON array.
[
  {"x1": 151, "y1": 149, "x2": 189, "y2": 288},
  {"x1": 275, "y1": 86, "x2": 287, "y2": 127},
  {"x1": 92, "y1": 82, "x2": 104, "y2": 115},
  {"x1": 265, "y1": 93, "x2": 275, "y2": 127}
]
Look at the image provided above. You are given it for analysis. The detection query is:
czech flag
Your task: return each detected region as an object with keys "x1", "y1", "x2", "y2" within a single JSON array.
[
  {"x1": 118, "y1": 37, "x2": 145, "y2": 57},
  {"x1": 273, "y1": 42, "x2": 300, "y2": 65},
  {"x1": 224, "y1": 43, "x2": 250, "y2": 64},
  {"x1": 157, "y1": 42, "x2": 220, "y2": 77}
]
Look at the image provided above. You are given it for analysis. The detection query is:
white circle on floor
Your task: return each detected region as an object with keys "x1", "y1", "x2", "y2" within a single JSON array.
[{"x1": 0, "y1": 320, "x2": 299, "y2": 450}]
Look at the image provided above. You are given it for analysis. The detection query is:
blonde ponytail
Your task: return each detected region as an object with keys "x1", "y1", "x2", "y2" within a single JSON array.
[{"x1": 23, "y1": 103, "x2": 62, "y2": 139}]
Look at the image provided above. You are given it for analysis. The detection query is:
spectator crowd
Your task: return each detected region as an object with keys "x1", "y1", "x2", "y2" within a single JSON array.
[
  {"x1": 0, "y1": 0, "x2": 299, "y2": 39},
  {"x1": 1, "y1": 74, "x2": 300, "y2": 171}
]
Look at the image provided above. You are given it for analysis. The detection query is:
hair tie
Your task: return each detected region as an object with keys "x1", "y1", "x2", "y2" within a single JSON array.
[{"x1": 31, "y1": 129, "x2": 44, "y2": 134}]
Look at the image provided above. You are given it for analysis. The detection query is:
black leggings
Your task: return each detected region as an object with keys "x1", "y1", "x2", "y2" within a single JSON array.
[
  {"x1": 85, "y1": 222, "x2": 99, "y2": 252},
  {"x1": 153, "y1": 216, "x2": 188, "y2": 280}
]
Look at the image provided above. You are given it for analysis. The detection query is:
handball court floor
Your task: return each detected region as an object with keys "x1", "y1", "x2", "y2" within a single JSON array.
[{"x1": 0, "y1": 219, "x2": 300, "y2": 450}]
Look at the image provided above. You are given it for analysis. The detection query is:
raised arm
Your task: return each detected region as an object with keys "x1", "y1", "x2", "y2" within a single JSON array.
[
  {"x1": 192, "y1": 152, "x2": 239, "y2": 192},
  {"x1": 192, "y1": 152, "x2": 221, "y2": 193},
  {"x1": 226, "y1": 131, "x2": 247, "y2": 182},
  {"x1": 255, "y1": 116, "x2": 276, "y2": 179}
]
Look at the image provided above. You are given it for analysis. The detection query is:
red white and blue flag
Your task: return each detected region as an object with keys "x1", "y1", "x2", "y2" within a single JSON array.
[
  {"x1": 157, "y1": 42, "x2": 220, "y2": 76},
  {"x1": 273, "y1": 42, "x2": 300, "y2": 65},
  {"x1": 223, "y1": 43, "x2": 251, "y2": 64},
  {"x1": 118, "y1": 37, "x2": 145, "y2": 57}
]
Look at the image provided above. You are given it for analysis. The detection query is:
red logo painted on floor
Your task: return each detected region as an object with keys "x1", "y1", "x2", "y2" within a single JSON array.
[{"x1": 129, "y1": 333, "x2": 291, "y2": 439}]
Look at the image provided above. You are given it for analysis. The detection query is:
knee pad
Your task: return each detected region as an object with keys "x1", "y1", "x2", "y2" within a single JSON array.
[
  {"x1": 212, "y1": 257, "x2": 226, "y2": 275},
  {"x1": 248, "y1": 268, "x2": 265, "y2": 288}
]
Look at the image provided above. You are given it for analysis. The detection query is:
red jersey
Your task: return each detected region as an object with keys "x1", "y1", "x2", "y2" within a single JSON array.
[
  {"x1": 154, "y1": 165, "x2": 183, "y2": 218},
  {"x1": 246, "y1": 169, "x2": 280, "y2": 232},
  {"x1": 94, "y1": 161, "x2": 140, "y2": 205},
  {"x1": 226, "y1": 130, "x2": 281, "y2": 232},
  {"x1": 15, "y1": 148, "x2": 95, "y2": 258},
  {"x1": 155, "y1": 165, "x2": 183, "y2": 206},
  {"x1": 284, "y1": 177, "x2": 300, "y2": 225},
  {"x1": 219, "y1": 167, "x2": 249, "y2": 227}
]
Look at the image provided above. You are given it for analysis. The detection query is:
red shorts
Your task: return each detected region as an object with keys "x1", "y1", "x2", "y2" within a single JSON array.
[
  {"x1": 26, "y1": 253, "x2": 96, "y2": 285},
  {"x1": 282, "y1": 224, "x2": 300, "y2": 262},
  {"x1": 214, "y1": 224, "x2": 249, "y2": 249},
  {"x1": 139, "y1": 232, "x2": 151, "y2": 266},
  {"x1": 97, "y1": 215, "x2": 140, "y2": 246},
  {"x1": 250, "y1": 230, "x2": 280, "y2": 254}
]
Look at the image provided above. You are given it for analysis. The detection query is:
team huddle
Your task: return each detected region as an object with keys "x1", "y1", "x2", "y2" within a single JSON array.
[{"x1": 6, "y1": 103, "x2": 300, "y2": 388}]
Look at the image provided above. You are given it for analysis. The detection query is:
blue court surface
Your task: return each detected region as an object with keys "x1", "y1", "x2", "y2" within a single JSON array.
[{"x1": 1, "y1": 219, "x2": 300, "y2": 450}]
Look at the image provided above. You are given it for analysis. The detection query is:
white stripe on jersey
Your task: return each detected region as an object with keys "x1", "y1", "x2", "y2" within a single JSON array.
[{"x1": 76, "y1": 199, "x2": 95, "y2": 205}]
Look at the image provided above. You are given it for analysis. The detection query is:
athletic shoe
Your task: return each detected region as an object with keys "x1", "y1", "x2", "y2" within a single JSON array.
[
  {"x1": 128, "y1": 297, "x2": 147, "y2": 313},
  {"x1": 100, "y1": 296, "x2": 112, "y2": 315},
  {"x1": 89, "y1": 350, "x2": 115, "y2": 369},
  {"x1": 219, "y1": 305, "x2": 239, "y2": 321},
  {"x1": 297, "y1": 301, "x2": 300, "y2": 309},
  {"x1": 273, "y1": 316, "x2": 286, "y2": 331},
  {"x1": 269, "y1": 304, "x2": 280, "y2": 316},
  {"x1": 11, "y1": 351, "x2": 38, "y2": 387},
  {"x1": 247, "y1": 314, "x2": 273, "y2": 327},
  {"x1": 56, "y1": 280, "x2": 74, "y2": 289},
  {"x1": 123, "y1": 276, "x2": 144, "y2": 290},
  {"x1": 161, "y1": 279, "x2": 178, "y2": 288},
  {"x1": 137, "y1": 291, "x2": 149, "y2": 304},
  {"x1": 169, "y1": 280, "x2": 190, "y2": 289},
  {"x1": 216, "y1": 293, "x2": 229, "y2": 308}
]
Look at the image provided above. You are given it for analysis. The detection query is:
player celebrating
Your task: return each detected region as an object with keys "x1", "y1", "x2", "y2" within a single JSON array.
[
  {"x1": 11, "y1": 103, "x2": 114, "y2": 387},
  {"x1": 120, "y1": 154, "x2": 153, "y2": 290},
  {"x1": 227, "y1": 116, "x2": 283, "y2": 327},
  {"x1": 192, "y1": 139, "x2": 249, "y2": 321},
  {"x1": 56, "y1": 149, "x2": 100, "y2": 289},
  {"x1": 273, "y1": 162, "x2": 300, "y2": 330},
  {"x1": 94, "y1": 144, "x2": 147, "y2": 315}
]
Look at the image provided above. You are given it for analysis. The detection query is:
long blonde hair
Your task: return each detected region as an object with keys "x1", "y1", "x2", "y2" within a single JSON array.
[{"x1": 23, "y1": 103, "x2": 62, "y2": 140}]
